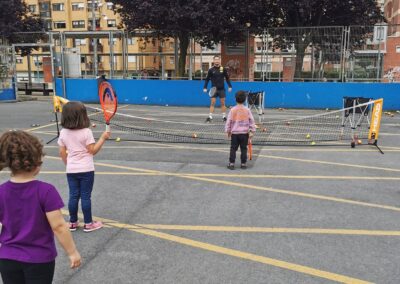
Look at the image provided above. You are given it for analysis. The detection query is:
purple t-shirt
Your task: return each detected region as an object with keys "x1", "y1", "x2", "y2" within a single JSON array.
[{"x1": 0, "y1": 180, "x2": 64, "y2": 263}]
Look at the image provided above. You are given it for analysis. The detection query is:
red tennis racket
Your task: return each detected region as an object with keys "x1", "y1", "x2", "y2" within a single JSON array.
[
  {"x1": 99, "y1": 80, "x2": 117, "y2": 132},
  {"x1": 248, "y1": 137, "x2": 253, "y2": 160}
]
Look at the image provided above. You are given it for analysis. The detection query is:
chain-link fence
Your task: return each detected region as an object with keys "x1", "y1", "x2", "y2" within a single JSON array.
[{"x1": 2, "y1": 25, "x2": 397, "y2": 83}]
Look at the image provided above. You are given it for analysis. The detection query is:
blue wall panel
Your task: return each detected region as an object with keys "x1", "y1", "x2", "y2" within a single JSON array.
[
  {"x1": 0, "y1": 88, "x2": 16, "y2": 101},
  {"x1": 55, "y1": 78, "x2": 400, "y2": 110}
]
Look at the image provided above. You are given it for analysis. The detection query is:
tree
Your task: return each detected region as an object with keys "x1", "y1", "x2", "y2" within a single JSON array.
[
  {"x1": 276, "y1": 0, "x2": 385, "y2": 79},
  {"x1": 112, "y1": 0, "x2": 281, "y2": 77},
  {"x1": 0, "y1": 0, "x2": 45, "y2": 55}
]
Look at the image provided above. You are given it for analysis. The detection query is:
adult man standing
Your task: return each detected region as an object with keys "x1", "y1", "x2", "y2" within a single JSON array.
[{"x1": 203, "y1": 56, "x2": 232, "y2": 122}]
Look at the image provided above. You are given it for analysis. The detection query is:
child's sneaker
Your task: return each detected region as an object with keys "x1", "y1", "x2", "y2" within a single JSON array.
[
  {"x1": 241, "y1": 163, "x2": 247, "y2": 169},
  {"x1": 83, "y1": 221, "x2": 103, "y2": 232},
  {"x1": 227, "y1": 163, "x2": 235, "y2": 170},
  {"x1": 69, "y1": 221, "x2": 79, "y2": 232}
]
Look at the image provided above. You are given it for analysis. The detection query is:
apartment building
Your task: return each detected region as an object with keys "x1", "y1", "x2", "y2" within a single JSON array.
[{"x1": 18, "y1": 0, "x2": 181, "y2": 79}]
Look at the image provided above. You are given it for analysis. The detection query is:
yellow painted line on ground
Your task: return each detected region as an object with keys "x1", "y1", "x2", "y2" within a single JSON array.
[
  {"x1": 46, "y1": 155, "x2": 400, "y2": 213},
  {"x1": 258, "y1": 153, "x2": 400, "y2": 173},
  {"x1": 124, "y1": 228, "x2": 371, "y2": 284},
  {"x1": 60, "y1": 209, "x2": 371, "y2": 283},
  {"x1": 129, "y1": 143, "x2": 400, "y2": 173},
  {"x1": 25, "y1": 122, "x2": 57, "y2": 132},
  {"x1": 21, "y1": 170, "x2": 400, "y2": 181},
  {"x1": 134, "y1": 224, "x2": 400, "y2": 236}
]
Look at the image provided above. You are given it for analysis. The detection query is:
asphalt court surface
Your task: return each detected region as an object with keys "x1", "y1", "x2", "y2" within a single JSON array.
[{"x1": 1, "y1": 100, "x2": 400, "y2": 283}]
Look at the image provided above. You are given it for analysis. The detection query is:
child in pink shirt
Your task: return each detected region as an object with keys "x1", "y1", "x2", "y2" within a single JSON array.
[
  {"x1": 58, "y1": 102, "x2": 110, "y2": 232},
  {"x1": 225, "y1": 91, "x2": 256, "y2": 170}
]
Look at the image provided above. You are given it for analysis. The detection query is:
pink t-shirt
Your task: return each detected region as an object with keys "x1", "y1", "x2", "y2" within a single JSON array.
[{"x1": 58, "y1": 128, "x2": 96, "y2": 173}]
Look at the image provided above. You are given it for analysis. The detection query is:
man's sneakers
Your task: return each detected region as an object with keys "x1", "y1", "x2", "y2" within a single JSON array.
[
  {"x1": 205, "y1": 117, "x2": 213, "y2": 123},
  {"x1": 240, "y1": 163, "x2": 247, "y2": 169}
]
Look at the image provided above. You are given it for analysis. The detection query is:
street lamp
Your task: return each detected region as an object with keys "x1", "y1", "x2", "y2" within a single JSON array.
[{"x1": 245, "y1": 22, "x2": 251, "y2": 81}]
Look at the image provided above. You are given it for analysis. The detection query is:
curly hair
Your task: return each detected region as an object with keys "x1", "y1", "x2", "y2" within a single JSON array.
[{"x1": 0, "y1": 131, "x2": 44, "y2": 174}]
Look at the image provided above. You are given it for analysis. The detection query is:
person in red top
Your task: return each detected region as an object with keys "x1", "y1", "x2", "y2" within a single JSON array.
[{"x1": 225, "y1": 91, "x2": 256, "y2": 170}]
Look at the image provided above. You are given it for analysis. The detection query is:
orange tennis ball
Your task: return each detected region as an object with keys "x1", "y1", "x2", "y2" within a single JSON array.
[
  {"x1": 357, "y1": 139, "x2": 362, "y2": 145},
  {"x1": 92, "y1": 123, "x2": 96, "y2": 128},
  {"x1": 192, "y1": 133, "x2": 198, "y2": 138},
  {"x1": 262, "y1": 128, "x2": 267, "y2": 132}
]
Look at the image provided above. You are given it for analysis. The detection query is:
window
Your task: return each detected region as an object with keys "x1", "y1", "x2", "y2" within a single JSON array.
[
  {"x1": 52, "y1": 3, "x2": 64, "y2": 11},
  {"x1": 169, "y1": 57, "x2": 174, "y2": 65},
  {"x1": 107, "y1": 2, "x2": 114, "y2": 10},
  {"x1": 169, "y1": 42, "x2": 174, "y2": 49},
  {"x1": 128, "y1": 56, "x2": 136, "y2": 63},
  {"x1": 81, "y1": 56, "x2": 86, "y2": 64},
  {"x1": 40, "y1": 3, "x2": 50, "y2": 11},
  {"x1": 111, "y1": 38, "x2": 117, "y2": 46},
  {"x1": 16, "y1": 58, "x2": 23, "y2": 64},
  {"x1": 40, "y1": 11, "x2": 51, "y2": 18},
  {"x1": 87, "y1": 1, "x2": 98, "y2": 11},
  {"x1": 28, "y1": 5, "x2": 36, "y2": 13},
  {"x1": 107, "y1": 20, "x2": 117, "y2": 28},
  {"x1": 256, "y1": 63, "x2": 271, "y2": 72},
  {"x1": 53, "y1": 22, "x2": 66, "y2": 29},
  {"x1": 153, "y1": 56, "x2": 157, "y2": 63},
  {"x1": 72, "y1": 20, "x2": 85, "y2": 29},
  {"x1": 72, "y1": 3, "x2": 85, "y2": 11},
  {"x1": 75, "y1": 39, "x2": 87, "y2": 46},
  {"x1": 127, "y1": 38, "x2": 136, "y2": 45},
  {"x1": 396, "y1": 46, "x2": 400, "y2": 53}
]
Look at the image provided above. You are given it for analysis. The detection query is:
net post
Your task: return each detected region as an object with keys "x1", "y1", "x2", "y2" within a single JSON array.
[{"x1": 368, "y1": 98, "x2": 384, "y2": 154}]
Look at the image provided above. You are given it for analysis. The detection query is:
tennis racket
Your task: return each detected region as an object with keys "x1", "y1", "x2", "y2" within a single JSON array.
[
  {"x1": 208, "y1": 86, "x2": 217, "y2": 97},
  {"x1": 248, "y1": 137, "x2": 253, "y2": 160},
  {"x1": 98, "y1": 80, "x2": 117, "y2": 132}
]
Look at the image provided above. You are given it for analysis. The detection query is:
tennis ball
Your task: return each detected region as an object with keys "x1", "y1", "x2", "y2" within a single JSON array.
[
  {"x1": 311, "y1": 141, "x2": 316, "y2": 145},
  {"x1": 115, "y1": 137, "x2": 121, "y2": 142},
  {"x1": 92, "y1": 123, "x2": 96, "y2": 128},
  {"x1": 335, "y1": 115, "x2": 340, "y2": 119},
  {"x1": 192, "y1": 133, "x2": 197, "y2": 138},
  {"x1": 325, "y1": 108, "x2": 329, "y2": 111},
  {"x1": 306, "y1": 134, "x2": 311, "y2": 139},
  {"x1": 262, "y1": 128, "x2": 267, "y2": 132},
  {"x1": 357, "y1": 139, "x2": 362, "y2": 145}
]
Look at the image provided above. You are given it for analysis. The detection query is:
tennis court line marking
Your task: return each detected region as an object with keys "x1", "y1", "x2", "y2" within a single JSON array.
[
  {"x1": 13, "y1": 170, "x2": 400, "y2": 181},
  {"x1": 147, "y1": 144, "x2": 400, "y2": 173},
  {"x1": 24, "y1": 105, "x2": 131, "y2": 132},
  {"x1": 60, "y1": 211, "x2": 370, "y2": 283},
  {"x1": 45, "y1": 156, "x2": 400, "y2": 213},
  {"x1": 127, "y1": 225, "x2": 400, "y2": 236},
  {"x1": 40, "y1": 144, "x2": 400, "y2": 152}
]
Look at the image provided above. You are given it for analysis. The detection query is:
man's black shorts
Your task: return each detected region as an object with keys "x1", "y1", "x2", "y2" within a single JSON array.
[{"x1": 211, "y1": 89, "x2": 226, "y2": 99}]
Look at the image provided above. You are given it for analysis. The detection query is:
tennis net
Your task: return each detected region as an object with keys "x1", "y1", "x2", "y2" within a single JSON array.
[{"x1": 86, "y1": 98, "x2": 383, "y2": 147}]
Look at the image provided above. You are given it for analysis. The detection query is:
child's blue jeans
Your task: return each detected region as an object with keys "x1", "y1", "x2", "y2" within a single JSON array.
[{"x1": 66, "y1": 171, "x2": 95, "y2": 224}]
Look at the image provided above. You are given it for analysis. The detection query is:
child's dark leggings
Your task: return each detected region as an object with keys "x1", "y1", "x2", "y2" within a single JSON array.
[
  {"x1": 229, "y1": 133, "x2": 249, "y2": 164},
  {"x1": 0, "y1": 259, "x2": 55, "y2": 284}
]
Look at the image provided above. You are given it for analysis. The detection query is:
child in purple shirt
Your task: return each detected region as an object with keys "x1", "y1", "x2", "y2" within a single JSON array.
[
  {"x1": 0, "y1": 130, "x2": 81, "y2": 284},
  {"x1": 225, "y1": 91, "x2": 256, "y2": 170}
]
